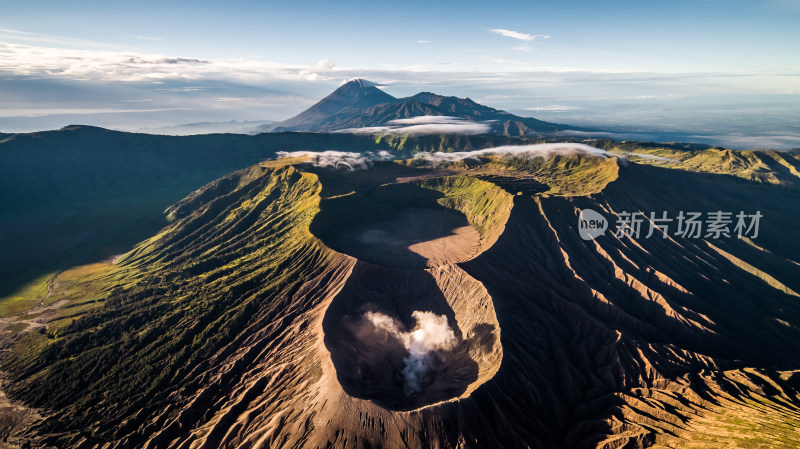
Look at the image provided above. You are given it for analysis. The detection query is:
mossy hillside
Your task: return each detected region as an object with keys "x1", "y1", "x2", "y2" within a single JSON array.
[
  {"x1": 0, "y1": 273, "x2": 53, "y2": 317},
  {"x1": 602, "y1": 143, "x2": 800, "y2": 186},
  {"x1": 376, "y1": 133, "x2": 545, "y2": 153},
  {"x1": 2, "y1": 260, "x2": 130, "y2": 379},
  {"x1": 0, "y1": 258, "x2": 128, "y2": 327},
  {"x1": 0, "y1": 128, "x2": 401, "y2": 298},
  {"x1": 2, "y1": 153, "x2": 800, "y2": 447},
  {"x1": 407, "y1": 152, "x2": 620, "y2": 196},
  {"x1": 494, "y1": 153, "x2": 620, "y2": 196},
  {"x1": 6, "y1": 124, "x2": 798, "y2": 300},
  {"x1": 372, "y1": 175, "x2": 514, "y2": 238},
  {"x1": 310, "y1": 172, "x2": 513, "y2": 241},
  {"x1": 4, "y1": 164, "x2": 338, "y2": 440}
]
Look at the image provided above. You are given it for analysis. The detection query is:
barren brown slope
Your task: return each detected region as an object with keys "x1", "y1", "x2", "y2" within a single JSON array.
[
  {"x1": 1, "y1": 154, "x2": 800, "y2": 448},
  {"x1": 453, "y1": 162, "x2": 800, "y2": 447}
]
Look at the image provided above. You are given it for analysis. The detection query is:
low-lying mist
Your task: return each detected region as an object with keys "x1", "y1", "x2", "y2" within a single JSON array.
[
  {"x1": 337, "y1": 116, "x2": 492, "y2": 136},
  {"x1": 276, "y1": 143, "x2": 613, "y2": 171},
  {"x1": 274, "y1": 150, "x2": 392, "y2": 170}
]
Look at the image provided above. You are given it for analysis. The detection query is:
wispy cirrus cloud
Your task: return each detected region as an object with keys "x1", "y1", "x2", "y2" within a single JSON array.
[
  {"x1": 0, "y1": 107, "x2": 190, "y2": 118},
  {"x1": 489, "y1": 28, "x2": 550, "y2": 41},
  {"x1": 0, "y1": 28, "x2": 112, "y2": 49}
]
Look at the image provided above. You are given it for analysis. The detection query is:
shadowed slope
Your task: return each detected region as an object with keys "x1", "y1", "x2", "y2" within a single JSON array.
[
  {"x1": 3, "y1": 162, "x2": 357, "y2": 447},
  {"x1": 310, "y1": 174, "x2": 513, "y2": 269},
  {"x1": 0, "y1": 127, "x2": 410, "y2": 298},
  {"x1": 453, "y1": 162, "x2": 800, "y2": 447},
  {"x1": 2, "y1": 154, "x2": 800, "y2": 448}
]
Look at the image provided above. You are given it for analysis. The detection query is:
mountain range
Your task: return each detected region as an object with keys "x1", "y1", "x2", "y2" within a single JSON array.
[
  {"x1": 258, "y1": 79, "x2": 577, "y2": 136},
  {"x1": 1, "y1": 86, "x2": 800, "y2": 448}
]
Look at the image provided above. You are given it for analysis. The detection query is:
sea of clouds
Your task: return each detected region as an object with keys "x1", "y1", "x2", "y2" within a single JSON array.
[
  {"x1": 275, "y1": 142, "x2": 672, "y2": 171},
  {"x1": 337, "y1": 116, "x2": 493, "y2": 136},
  {"x1": 274, "y1": 149, "x2": 393, "y2": 170}
]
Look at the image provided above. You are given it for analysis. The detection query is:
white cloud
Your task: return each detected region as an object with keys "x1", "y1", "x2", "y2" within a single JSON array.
[
  {"x1": 417, "y1": 40, "x2": 430, "y2": 44},
  {"x1": 274, "y1": 150, "x2": 393, "y2": 170},
  {"x1": 306, "y1": 58, "x2": 335, "y2": 72},
  {"x1": 275, "y1": 144, "x2": 680, "y2": 171},
  {"x1": 489, "y1": 28, "x2": 550, "y2": 41},
  {"x1": 296, "y1": 58, "x2": 337, "y2": 81},
  {"x1": 512, "y1": 45, "x2": 533, "y2": 52},
  {"x1": 215, "y1": 97, "x2": 257, "y2": 103},
  {"x1": 0, "y1": 28, "x2": 112, "y2": 49},
  {"x1": 0, "y1": 42, "x2": 335, "y2": 83},
  {"x1": 414, "y1": 143, "x2": 610, "y2": 165},
  {"x1": 135, "y1": 36, "x2": 164, "y2": 41},
  {"x1": 393, "y1": 123, "x2": 491, "y2": 135},
  {"x1": 389, "y1": 116, "x2": 471, "y2": 125},
  {"x1": 0, "y1": 107, "x2": 190, "y2": 118},
  {"x1": 1, "y1": 38, "x2": 798, "y2": 145},
  {"x1": 338, "y1": 116, "x2": 492, "y2": 136},
  {"x1": 2, "y1": 40, "x2": 767, "y2": 89}
]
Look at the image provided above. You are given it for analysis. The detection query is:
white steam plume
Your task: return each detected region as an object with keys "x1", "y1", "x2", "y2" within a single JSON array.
[{"x1": 365, "y1": 310, "x2": 457, "y2": 396}]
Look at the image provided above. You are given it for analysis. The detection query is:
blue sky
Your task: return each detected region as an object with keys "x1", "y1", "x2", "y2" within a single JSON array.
[{"x1": 1, "y1": 0, "x2": 799, "y2": 147}]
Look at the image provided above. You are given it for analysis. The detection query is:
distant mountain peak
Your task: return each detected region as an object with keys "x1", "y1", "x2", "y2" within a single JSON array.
[
  {"x1": 339, "y1": 78, "x2": 380, "y2": 88},
  {"x1": 260, "y1": 78, "x2": 397, "y2": 132},
  {"x1": 328, "y1": 79, "x2": 395, "y2": 104},
  {"x1": 260, "y1": 81, "x2": 574, "y2": 135}
]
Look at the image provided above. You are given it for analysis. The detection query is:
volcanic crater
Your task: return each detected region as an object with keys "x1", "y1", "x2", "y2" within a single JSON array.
[{"x1": 313, "y1": 175, "x2": 512, "y2": 410}]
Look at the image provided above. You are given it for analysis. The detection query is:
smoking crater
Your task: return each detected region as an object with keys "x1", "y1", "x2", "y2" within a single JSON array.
[{"x1": 365, "y1": 310, "x2": 458, "y2": 396}]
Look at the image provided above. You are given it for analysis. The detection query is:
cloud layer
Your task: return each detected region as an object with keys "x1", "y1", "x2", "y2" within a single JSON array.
[
  {"x1": 0, "y1": 35, "x2": 798, "y2": 148},
  {"x1": 414, "y1": 143, "x2": 610, "y2": 164},
  {"x1": 338, "y1": 116, "x2": 492, "y2": 136},
  {"x1": 0, "y1": 42, "x2": 333, "y2": 83},
  {"x1": 275, "y1": 143, "x2": 615, "y2": 171},
  {"x1": 274, "y1": 150, "x2": 393, "y2": 170}
]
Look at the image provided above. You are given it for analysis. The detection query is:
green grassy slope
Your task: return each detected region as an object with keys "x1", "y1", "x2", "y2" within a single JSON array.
[
  {"x1": 0, "y1": 127, "x2": 393, "y2": 297},
  {"x1": 0, "y1": 128, "x2": 584, "y2": 298},
  {"x1": 5, "y1": 162, "x2": 354, "y2": 446},
  {"x1": 599, "y1": 140, "x2": 800, "y2": 186},
  {"x1": 2, "y1": 126, "x2": 795, "y2": 302},
  {"x1": 2, "y1": 153, "x2": 800, "y2": 448}
]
